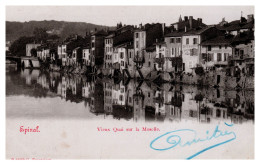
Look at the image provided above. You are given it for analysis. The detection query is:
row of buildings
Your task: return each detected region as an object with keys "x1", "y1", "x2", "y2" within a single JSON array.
[
  {"x1": 26, "y1": 14, "x2": 254, "y2": 85},
  {"x1": 18, "y1": 68, "x2": 254, "y2": 124}
]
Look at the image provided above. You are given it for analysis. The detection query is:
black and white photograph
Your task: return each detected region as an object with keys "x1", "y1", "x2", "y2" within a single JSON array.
[{"x1": 5, "y1": 5, "x2": 255, "y2": 160}]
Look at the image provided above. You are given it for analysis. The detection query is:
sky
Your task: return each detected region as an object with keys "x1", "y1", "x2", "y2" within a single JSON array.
[{"x1": 6, "y1": 6, "x2": 254, "y2": 26}]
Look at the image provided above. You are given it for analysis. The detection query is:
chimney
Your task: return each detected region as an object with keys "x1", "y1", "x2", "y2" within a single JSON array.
[
  {"x1": 247, "y1": 14, "x2": 254, "y2": 23},
  {"x1": 179, "y1": 15, "x2": 182, "y2": 22},
  {"x1": 189, "y1": 16, "x2": 193, "y2": 29},
  {"x1": 139, "y1": 23, "x2": 142, "y2": 29},
  {"x1": 184, "y1": 16, "x2": 188, "y2": 21},
  {"x1": 197, "y1": 18, "x2": 202, "y2": 26},
  {"x1": 156, "y1": 38, "x2": 158, "y2": 43},
  {"x1": 162, "y1": 23, "x2": 165, "y2": 35}
]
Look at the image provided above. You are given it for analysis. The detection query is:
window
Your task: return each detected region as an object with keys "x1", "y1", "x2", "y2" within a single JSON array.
[
  {"x1": 208, "y1": 53, "x2": 213, "y2": 61},
  {"x1": 120, "y1": 52, "x2": 124, "y2": 59},
  {"x1": 129, "y1": 97, "x2": 132, "y2": 103},
  {"x1": 172, "y1": 48, "x2": 174, "y2": 55},
  {"x1": 119, "y1": 95, "x2": 123, "y2": 101},
  {"x1": 136, "y1": 33, "x2": 139, "y2": 38},
  {"x1": 191, "y1": 49, "x2": 198, "y2": 56},
  {"x1": 176, "y1": 38, "x2": 181, "y2": 43},
  {"x1": 216, "y1": 109, "x2": 221, "y2": 118},
  {"x1": 219, "y1": 45, "x2": 222, "y2": 49},
  {"x1": 224, "y1": 53, "x2": 228, "y2": 61},
  {"x1": 170, "y1": 38, "x2": 175, "y2": 43},
  {"x1": 193, "y1": 38, "x2": 197, "y2": 44},
  {"x1": 202, "y1": 53, "x2": 207, "y2": 61},
  {"x1": 121, "y1": 61, "x2": 124, "y2": 66},
  {"x1": 129, "y1": 52, "x2": 132, "y2": 58},
  {"x1": 148, "y1": 61, "x2": 151, "y2": 67},
  {"x1": 136, "y1": 41, "x2": 139, "y2": 48},
  {"x1": 217, "y1": 53, "x2": 222, "y2": 61},
  {"x1": 121, "y1": 88, "x2": 124, "y2": 93},
  {"x1": 239, "y1": 50, "x2": 244, "y2": 56},
  {"x1": 208, "y1": 45, "x2": 211, "y2": 51},
  {"x1": 186, "y1": 38, "x2": 189, "y2": 45}
]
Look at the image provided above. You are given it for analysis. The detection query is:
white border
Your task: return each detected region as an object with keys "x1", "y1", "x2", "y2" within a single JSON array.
[{"x1": 0, "y1": 0, "x2": 258, "y2": 165}]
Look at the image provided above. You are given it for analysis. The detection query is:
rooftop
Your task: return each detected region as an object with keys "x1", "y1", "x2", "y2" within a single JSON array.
[
  {"x1": 201, "y1": 36, "x2": 234, "y2": 46},
  {"x1": 182, "y1": 26, "x2": 215, "y2": 36},
  {"x1": 164, "y1": 31, "x2": 186, "y2": 37}
]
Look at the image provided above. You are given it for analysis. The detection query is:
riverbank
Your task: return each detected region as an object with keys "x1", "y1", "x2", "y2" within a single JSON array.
[{"x1": 43, "y1": 62, "x2": 255, "y2": 90}]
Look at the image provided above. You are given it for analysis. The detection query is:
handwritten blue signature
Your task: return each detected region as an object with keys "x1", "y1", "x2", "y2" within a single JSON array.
[{"x1": 150, "y1": 122, "x2": 236, "y2": 159}]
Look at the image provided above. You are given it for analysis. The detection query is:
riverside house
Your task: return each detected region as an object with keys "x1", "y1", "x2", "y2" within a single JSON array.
[{"x1": 181, "y1": 26, "x2": 223, "y2": 73}]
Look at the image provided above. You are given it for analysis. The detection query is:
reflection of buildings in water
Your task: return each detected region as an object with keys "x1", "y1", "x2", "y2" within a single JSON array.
[
  {"x1": 142, "y1": 82, "x2": 156, "y2": 122},
  {"x1": 103, "y1": 82, "x2": 113, "y2": 114},
  {"x1": 181, "y1": 92, "x2": 199, "y2": 121},
  {"x1": 61, "y1": 76, "x2": 67, "y2": 98},
  {"x1": 57, "y1": 82, "x2": 62, "y2": 96},
  {"x1": 154, "y1": 90, "x2": 166, "y2": 120},
  {"x1": 21, "y1": 69, "x2": 40, "y2": 85},
  {"x1": 164, "y1": 90, "x2": 183, "y2": 123},
  {"x1": 70, "y1": 78, "x2": 77, "y2": 95},
  {"x1": 90, "y1": 82, "x2": 104, "y2": 115},
  {"x1": 133, "y1": 87, "x2": 145, "y2": 122},
  {"x1": 37, "y1": 73, "x2": 49, "y2": 89},
  {"x1": 83, "y1": 98, "x2": 91, "y2": 111},
  {"x1": 82, "y1": 81, "x2": 94, "y2": 98},
  {"x1": 14, "y1": 68, "x2": 254, "y2": 124},
  {"x1": 199, "y1": 100, "x2": 230, "y2": 123},
  {"x1": 111, "y1": 81, "x2": 126, "y2": 106},
  {"x1": 49, "y1": 72, "x2": 61, "y2": 93}
]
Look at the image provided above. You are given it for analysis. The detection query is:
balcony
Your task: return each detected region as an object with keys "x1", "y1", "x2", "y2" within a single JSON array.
[{"x1": 154, "y1": 57, "x2": 165, "y2": 64}]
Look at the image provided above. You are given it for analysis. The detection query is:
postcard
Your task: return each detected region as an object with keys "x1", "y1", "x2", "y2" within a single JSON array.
[{"x1": 5, "y1": 6, "x2": 254, "y2": 160}]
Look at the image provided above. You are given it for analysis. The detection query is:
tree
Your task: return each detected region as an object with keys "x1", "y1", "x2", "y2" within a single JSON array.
[
  {"x1": 48, "y1": 34, "x2": 60, "y2": 41},
  {"x1": 33, "y1": 27, "x2": 48, "y2": 42},
  {"x1": 9, "y1": 36, "x2": 35, "y2": 57},
  {"x1": 195, "y1": 66, "x2": 204, "y2": 76}
]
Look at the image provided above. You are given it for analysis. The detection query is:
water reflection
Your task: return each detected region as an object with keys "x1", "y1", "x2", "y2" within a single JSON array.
[{"x1": 6, "y1": 67, "x2": 254, "y2": 124}]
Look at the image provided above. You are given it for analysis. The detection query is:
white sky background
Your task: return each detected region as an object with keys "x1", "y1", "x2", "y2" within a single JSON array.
[{"x1": 6, "y1": 6, "x2": 254, "y2": 26}]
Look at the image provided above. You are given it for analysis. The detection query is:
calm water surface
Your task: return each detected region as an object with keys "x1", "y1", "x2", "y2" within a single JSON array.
[{"x1": 6, "y1": 65, "x2": 254, "y2": 124}]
